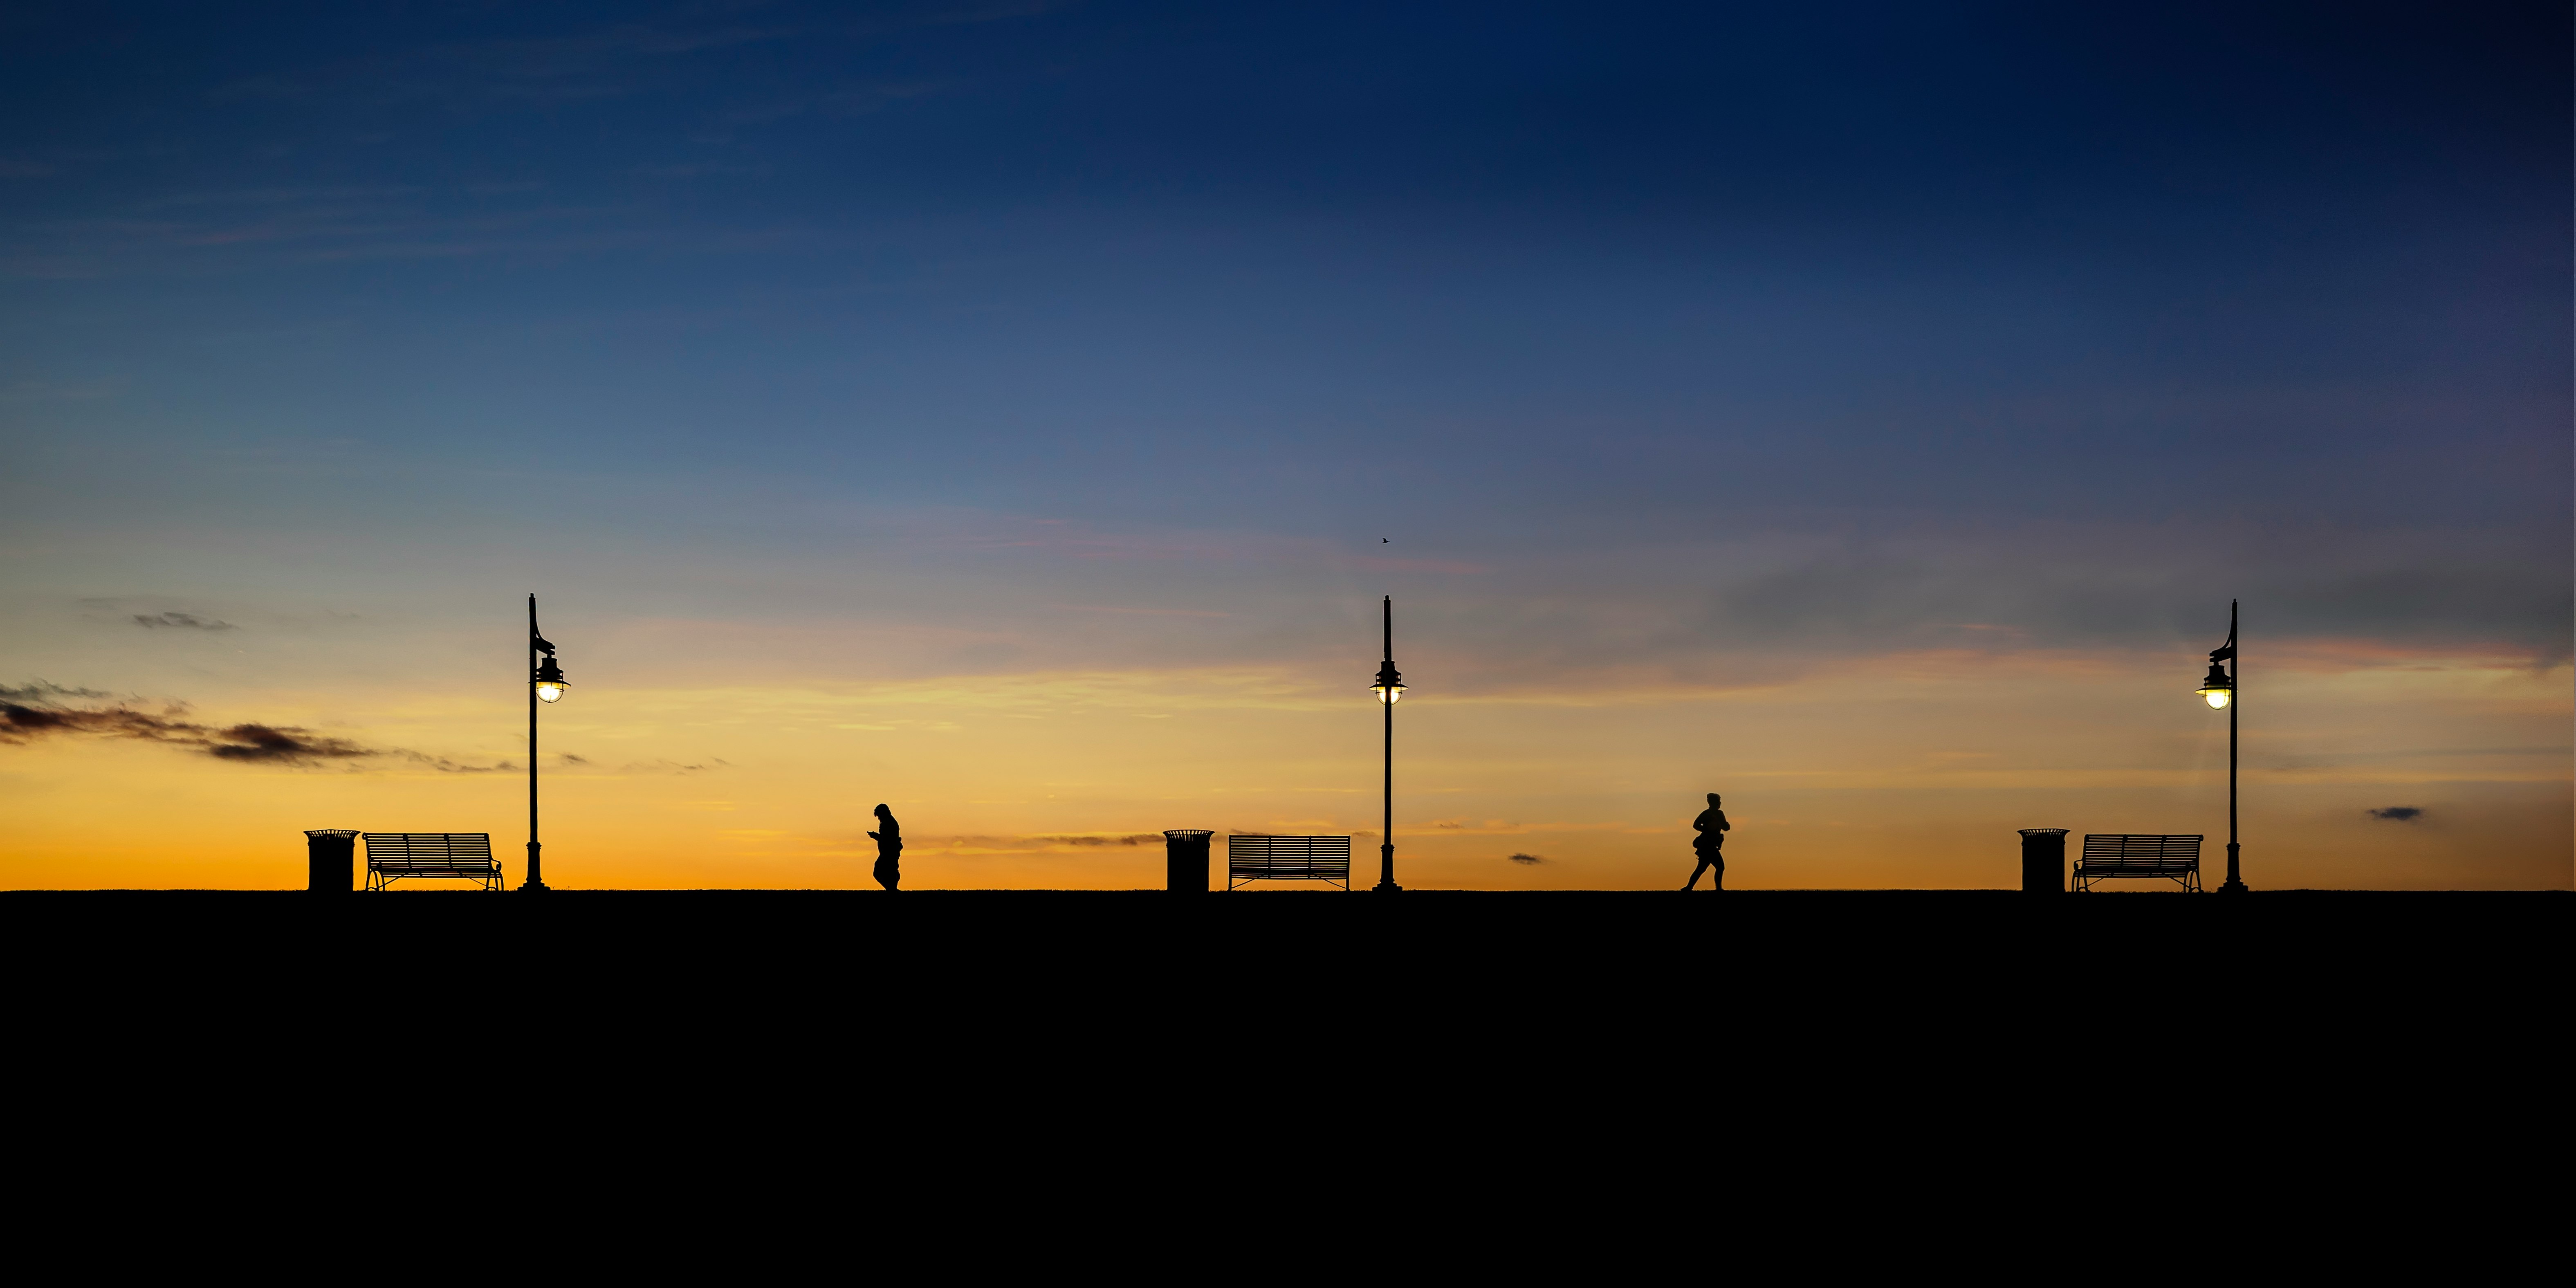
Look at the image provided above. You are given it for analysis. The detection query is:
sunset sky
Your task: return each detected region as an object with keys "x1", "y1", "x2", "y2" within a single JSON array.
[{"x1": 3, "y1": 2, "x2": 2567, "y2": 890}]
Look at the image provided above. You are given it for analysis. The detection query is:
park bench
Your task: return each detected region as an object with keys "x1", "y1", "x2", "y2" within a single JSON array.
[
  {"x1": 2073, "y1": 834, "x2": 2203, "y2": 892},
  {"x1": 1227, "y1": 835, "x2": 1352, "y2": 890},
  {"x1": 364, "y1": 833, "x2": 503, "y2": 891}
]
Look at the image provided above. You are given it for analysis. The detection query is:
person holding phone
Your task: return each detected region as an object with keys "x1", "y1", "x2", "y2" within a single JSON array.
[{"x1": 868, "y1": 803, "x2": 904, "y2": 891}]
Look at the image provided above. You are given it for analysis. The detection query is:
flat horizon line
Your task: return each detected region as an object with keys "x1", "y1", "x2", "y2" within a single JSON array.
[{"x1": 3, "y1": 887, "x2": 2566, "y2": 896}]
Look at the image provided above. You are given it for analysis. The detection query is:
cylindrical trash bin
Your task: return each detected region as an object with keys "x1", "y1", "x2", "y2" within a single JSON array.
[
  {"x1": 305, "y1": 829, "x2": 359, "y2": 893},
  {"x1": 1164, "y1": 830, "x2": 1213, "y2": 893},
  {"x1": 2017, "y1": 828, "x2": 2068, "y2": 893}
]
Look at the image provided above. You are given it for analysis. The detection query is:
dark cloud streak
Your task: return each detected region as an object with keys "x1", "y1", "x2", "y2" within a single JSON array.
[
  {"x1": 133, "y1": 611, "x2": 234, "y2": 631},
  {"x1": 206, "y1": 723, "x2": 368, "y2": 763},
  {"x1": 0, "y1": 697, "x2": 370, "y2": 766},
  {"x1": 0, "y1": 682, "x2": 111, "y2": 701},
  {"x1": 0, "y1": 683, "x2": 504, "y2": 770}
]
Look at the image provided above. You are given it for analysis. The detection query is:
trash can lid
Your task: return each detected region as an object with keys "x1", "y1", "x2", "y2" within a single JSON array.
[
  {"x1": 304, "y1": 829, "x2": 361, "y2": 838},
  {"x1": 1162, "y1": 829, "x2": 1214, "y2": 839},
  {"x1": 2016, "y1": 828, "x2": 2069, "y2": 837}
]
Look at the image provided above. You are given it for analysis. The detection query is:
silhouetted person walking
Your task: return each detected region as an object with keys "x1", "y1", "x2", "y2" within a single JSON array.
[
  {"x1": 1684, "y1": 793, "x2": 1729, "y2": 890},
  {"x1": 868, "y1": 804, "x2": 903, "y2": 891}
]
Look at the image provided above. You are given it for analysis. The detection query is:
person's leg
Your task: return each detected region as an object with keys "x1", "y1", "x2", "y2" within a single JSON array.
[
  {"x1": 1711, "y1": 852, "x2": 1723, "y2": 891},
  {"x1": 1683, "y1": 856, "x2": 1708, "y2": 890}
]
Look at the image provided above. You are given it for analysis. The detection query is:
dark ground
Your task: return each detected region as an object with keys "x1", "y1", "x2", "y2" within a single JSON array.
[
  {"x1": 10, "y1": 889, "x2": 2560, "y2": 1042},
  {"x1": 1, "y1": 889, "x2": 2548, "y2": 1280},
  {"x1": 8, "y1": 889, "x2": 2562, "y2": 1214}
]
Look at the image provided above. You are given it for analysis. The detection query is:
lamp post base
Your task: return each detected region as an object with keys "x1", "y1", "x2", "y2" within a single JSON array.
[
  {"x1": 1373, "y1": 844, "x2": 1401, "y2": 892},
  {"x1": 520, "y1": 841, "x2": 548, "y2": 892},
  {"x1": 2217, "y1": 842, "x2": 2246, "y2": 893}
]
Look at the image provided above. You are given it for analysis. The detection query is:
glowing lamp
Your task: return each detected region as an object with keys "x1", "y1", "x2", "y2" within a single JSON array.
[
  {"x1": 2195, "y1": 661, "x2": 2231, "y2": 709},
  {"x1": 534, "y1": 655, "x2": 569, "y2": 703},
  {"x1": 1372, "y1": 662, "x2": 1406, "y2": 705}
]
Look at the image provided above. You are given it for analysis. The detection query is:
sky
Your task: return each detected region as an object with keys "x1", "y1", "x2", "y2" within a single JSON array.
[{"x1": 2, "y1": 1, "x2": 2567, "y2": 890}]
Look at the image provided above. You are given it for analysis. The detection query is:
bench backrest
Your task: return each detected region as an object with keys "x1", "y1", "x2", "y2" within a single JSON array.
[
  {"x1": 364, "y1": 833, "x2": 498, "y2": 870},
  {"x1": 1227, "y1": 834, "x2": 1353, "y2": 873},
  {"x1": 2080, "y1": 834, "x2": 2202, "y2": 871}
]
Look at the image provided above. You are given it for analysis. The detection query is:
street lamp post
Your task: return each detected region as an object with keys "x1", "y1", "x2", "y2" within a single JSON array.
[
  {"x1": 524, "y1": 593, "x2": 568, "y2": 893},
  {"x1": 1369, "y1": 595, "x2": 1407, "y2": 892},
  {"x1": 2194, "y1": 599, "x2": 2246, "y2": 893}
]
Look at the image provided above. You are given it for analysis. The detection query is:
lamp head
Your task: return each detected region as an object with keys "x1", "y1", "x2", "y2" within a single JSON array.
[
  {"x1": 1371, "y1": 661, "x2": 1406, "y2": 705},
  {"x1": 2195, "y1": 660, "x2": 2231, "y2": 709},
  {"x1": 534, "y1": 654, "x2": 568, "y2": 703}
]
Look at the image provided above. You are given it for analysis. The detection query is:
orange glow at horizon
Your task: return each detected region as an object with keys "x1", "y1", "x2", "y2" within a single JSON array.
[{"x1": 6, "y1": 640, "x2": 2566, "y2": 891}]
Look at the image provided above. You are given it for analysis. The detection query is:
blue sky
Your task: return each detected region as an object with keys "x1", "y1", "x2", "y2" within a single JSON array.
[
  {"x1": 9, "y1": 4, "x2": 2563, "y2": 556},
  {"x1": 2, "y1": 2, "x2": 2567, "y2": 888}
]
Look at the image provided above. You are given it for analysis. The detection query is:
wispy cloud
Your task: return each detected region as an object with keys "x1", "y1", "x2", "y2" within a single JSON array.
[
  {"x1": 616, "y1": 758, "x2": 732, "y2": 774},
  {"x1": 2366, "y1": 806, "x2": 2424, "y2": 822},
  {"x1": 0, "y1": 378, "x2": 119, "y2": 402},
  {"x1": 2, "y1": 681, "x2": 112, "y2": 701},
  {"x1": 396, "y1": 752, "x2": 514, "y2": 774},
  {"x1": 206, "y1": 2, "x2": 1057, "y2": 116},
  {"x1": 0, "y1": 683, "x2": 506, "y2": 770},
  {"x1": 631, "y1": 162, "x2": 770, "y2": 179},
  {"x1": 0, "y1": 690, "x2": 370, "y2": 766},
  {"x1": 914, "y1": 832, "x2": 1171, "y2": 853},
  {"x1": 133, "y1": 611, "x2": 234, "y2": 631},
  {"x1": 205, "y1": 724, "x2": 372, "y2": 764},
  {"x1": 6, "y1": 186, "x2": 652, "y2": 279},
  {"x1": 209, "y1": 20, "x2": 802, "y2": 110},
  {"x1": 1057, "y1": 604, "x2": 1232, "y2": 619},
  {"x1": 1684, "y1": 529, "x2": 2576, "y2": 665}
]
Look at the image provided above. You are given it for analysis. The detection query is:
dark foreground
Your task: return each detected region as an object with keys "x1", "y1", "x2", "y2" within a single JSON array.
[
  {"x1": 9, "y1": 890, "x2": 2563, "y2": 1180},
  {"x1": 9, "y1": 889, "x2": 2559, "y2": 1026}
]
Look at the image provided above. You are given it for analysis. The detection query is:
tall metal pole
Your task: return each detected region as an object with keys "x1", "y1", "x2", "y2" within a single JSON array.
[
  {"x1": 1375, "y1": 595, "x2": 1400, "y2": 892},
  {"x1": 2220, "y1": 598, "x2": 2245, "y2": 893},
  {"x1": 523, "y1": 593, "x2": 548, "y2": 892}
]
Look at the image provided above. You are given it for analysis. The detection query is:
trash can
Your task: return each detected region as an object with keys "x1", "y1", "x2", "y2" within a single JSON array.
[
  {"x1": 1163, "y1": 830, "x2": 1213, "y2": 893},
  {"x1": 2017, "y1": 828, "x2": 2068, "y2": 893},
  {"x1": 305, "y1": 829, "x2": 359, "y2": 893}
]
